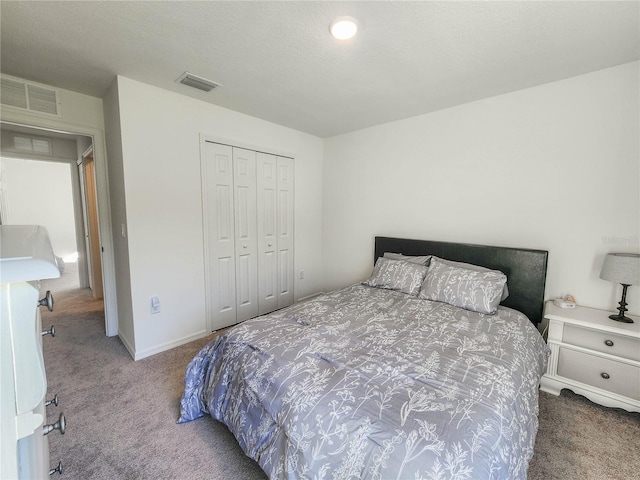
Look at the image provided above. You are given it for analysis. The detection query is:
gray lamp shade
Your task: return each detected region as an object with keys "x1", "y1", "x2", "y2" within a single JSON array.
[{"x1": 600, "y1": 253, "x2": 640, "y2": 285}]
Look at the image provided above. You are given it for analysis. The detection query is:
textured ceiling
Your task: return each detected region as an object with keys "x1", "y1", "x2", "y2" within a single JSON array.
[{"x1": 1, "y1": 1, "x2": 638, "y2": 138}]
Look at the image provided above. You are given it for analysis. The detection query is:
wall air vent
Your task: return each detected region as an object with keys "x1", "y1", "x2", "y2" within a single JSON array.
[
  {"x1": 0, "y1": 76, "x2": 60, "y2": 116},
  {"x1": 13, "y1": 135, "x2": 52, "y2": 154},
  {"x1": 176, "y1": 72, "x2": 221, "y2": 92}
]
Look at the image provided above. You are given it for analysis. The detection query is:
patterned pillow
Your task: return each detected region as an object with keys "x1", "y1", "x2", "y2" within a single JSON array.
[
  {"x1": 418, "y1": 258, "x2": 507, "y2": 314},
  {"x1": 432, "y1": 256, "x2": 509, "y2": 301},
  {"x1": 383, "y1": 252, "x2": 431, "y2": 266},
  {"x1": 364, "y1": 257, "x2": 428, "y2": 296}
]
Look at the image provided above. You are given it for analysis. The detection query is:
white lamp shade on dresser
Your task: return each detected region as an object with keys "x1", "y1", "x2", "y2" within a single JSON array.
[{"x1": 600, "y1": 253, "x2": 640, "y2": 286}]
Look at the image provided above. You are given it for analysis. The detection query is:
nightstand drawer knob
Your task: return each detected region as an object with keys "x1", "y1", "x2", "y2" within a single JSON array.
[
  {"x1": 604, "y1": 339, "x2": 614, "y2": 347},
  {"x1": 600, "y1": 372, "x2": 610, "y2": 380}
]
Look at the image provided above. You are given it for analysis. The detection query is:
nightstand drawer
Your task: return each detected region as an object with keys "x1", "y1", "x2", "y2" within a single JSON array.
[
  {"x1": 558, "y1": 348, "x2": 640, "y2": 401},
  {"x1": 563, "y1": 324, "x2": 640, "y2": 361}
]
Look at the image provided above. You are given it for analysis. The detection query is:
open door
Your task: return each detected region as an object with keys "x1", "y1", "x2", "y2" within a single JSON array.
[{"x1": 80, "y1": 146, "x2": 103, "y2": 299}]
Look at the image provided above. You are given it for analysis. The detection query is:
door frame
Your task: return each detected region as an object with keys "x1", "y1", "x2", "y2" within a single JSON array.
[{"x1": 1, "y1": 117, "x2": 118, "y2": 336}]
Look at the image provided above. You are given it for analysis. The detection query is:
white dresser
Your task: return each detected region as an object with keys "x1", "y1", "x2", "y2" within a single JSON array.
[
  {"x1": 540, "y1": 301, "x2": 640, "y2": 413},
  {"x1": 1, "y1": 225, "x2": 64, "y2": 479}
]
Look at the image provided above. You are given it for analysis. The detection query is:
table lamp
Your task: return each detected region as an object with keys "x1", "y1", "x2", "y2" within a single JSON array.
[{"x1": 599, "y1": 253, "x2": 640, "y2": 323}]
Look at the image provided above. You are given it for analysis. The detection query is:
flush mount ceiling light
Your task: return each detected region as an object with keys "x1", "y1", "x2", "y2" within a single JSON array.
[{"x1": 329, "y1": 16, "x2": 358, "y2": 40}]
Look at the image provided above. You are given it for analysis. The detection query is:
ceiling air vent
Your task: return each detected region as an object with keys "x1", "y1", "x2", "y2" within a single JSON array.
[
  {"x1": 1, "y1": 76, "x2": 60, "y2": 116},
  {"x1": 176, "y1": 72, "x2": 221, "y2": 92}
]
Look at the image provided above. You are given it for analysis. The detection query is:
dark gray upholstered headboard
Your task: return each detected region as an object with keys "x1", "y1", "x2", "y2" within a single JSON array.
[{"x1": 374, "y1": 236, "x2": 549, "y2": 325}]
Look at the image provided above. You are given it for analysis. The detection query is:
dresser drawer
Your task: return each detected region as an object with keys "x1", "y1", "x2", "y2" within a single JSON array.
[
  {"x1": 558, "y1": 348, "x2": 640, "y2": 401},
  {"x1": 562, "y1": 324, "x2": 640, "y2": 361}
]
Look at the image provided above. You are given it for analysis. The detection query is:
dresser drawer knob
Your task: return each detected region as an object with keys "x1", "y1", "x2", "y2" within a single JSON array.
[
  {"x1": 49, "y1": 460, "x2": 63, "y2": 476},
  {"x1": 604, "y1": 339, "x2": 614, "y2": 347},
  {"x1": 42, "y1": 325, "x2": 56, "y2": 337},
  {"x1": 45, "y1": 394, "x2": 59, "y2": 407},
  {"x1": 38, "y1": 290, "x2": 54, "y2": 311},
  {"x1": 43, "y1": 413, "x2": 66, "y2": 435},
  {"x1": 600, "y1": 372, "x2": 610, "y2": 380}
]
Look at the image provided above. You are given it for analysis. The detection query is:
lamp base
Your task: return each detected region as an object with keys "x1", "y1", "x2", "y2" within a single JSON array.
[
  {"x1": 609, "y1": 283, "x2": 634, "y2": 323},
  {"x1": 608, "y1": 313, "x2": 634, "y2": 324}
]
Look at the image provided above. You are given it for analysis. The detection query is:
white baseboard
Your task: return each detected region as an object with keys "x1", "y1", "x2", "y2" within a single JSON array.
[
  {"x1": 118, "y1": 332, "x2": 136, "y2": 360},
  {"x1": 131, "y1": 330, "x2": 211, "y2": 361}
]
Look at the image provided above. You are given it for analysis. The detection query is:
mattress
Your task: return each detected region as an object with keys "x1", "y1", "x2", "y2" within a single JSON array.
[{"x1": 179, "y1": 284, "x2": 549, "y2": 479}]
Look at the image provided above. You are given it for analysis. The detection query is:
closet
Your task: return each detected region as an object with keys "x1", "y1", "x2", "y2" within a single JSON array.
[{"x1": 202, "y1": 141, "x2": 294, "y2": 331}]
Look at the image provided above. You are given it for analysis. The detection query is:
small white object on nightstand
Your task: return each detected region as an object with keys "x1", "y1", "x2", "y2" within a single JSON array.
[
  {"x1": 540, "y1": 301, "x2": 640, "y2": 413},
  {"x1": 553, "y1": 298, "x2": 576, "y2": 309}
]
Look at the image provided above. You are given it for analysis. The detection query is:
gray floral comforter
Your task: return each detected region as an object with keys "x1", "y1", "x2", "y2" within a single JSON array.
[{"x1": 179, "y1": 284, "x2": 549, "y2": 480}]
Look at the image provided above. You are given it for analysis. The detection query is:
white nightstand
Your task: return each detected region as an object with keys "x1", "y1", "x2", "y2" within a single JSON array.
[{"x1": 540, "y1": 301, "x2": 640, "y2": 412}]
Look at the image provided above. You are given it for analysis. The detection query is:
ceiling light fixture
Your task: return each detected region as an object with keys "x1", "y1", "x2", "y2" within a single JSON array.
[{"x1": 329, "y1": 17, "x2": 358, "y2": 40}]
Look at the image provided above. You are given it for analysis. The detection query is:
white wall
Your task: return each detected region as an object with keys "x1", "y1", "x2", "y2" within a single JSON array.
[
  {"x1": 0, "y1": 158, "x2": 77, "y2": 259},
  {"x1": 323, "y1": 61, "x2": 640, "y2": 316},
  {"x1": 108, "y1": 76, "x2": 324, "y2": 359}
]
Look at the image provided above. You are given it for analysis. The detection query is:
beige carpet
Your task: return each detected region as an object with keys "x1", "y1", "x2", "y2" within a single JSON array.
[{"x1": 39, "y1": 278, "x2": 639, "y2": 479}]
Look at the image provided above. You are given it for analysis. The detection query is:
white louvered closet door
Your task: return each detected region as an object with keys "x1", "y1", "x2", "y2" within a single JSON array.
[
  {"x1": 232, "y1": 147, "x2": 259, "y2": 322},
  {"x1": 257, "y1": 153, "x2": 279, "y2": 315},
  {"x1": 203, "y1": 142, "x2": 237, "y2": 330},
  {"x1": 277, "y1": 157, "x2": 294, "y2": 308}
]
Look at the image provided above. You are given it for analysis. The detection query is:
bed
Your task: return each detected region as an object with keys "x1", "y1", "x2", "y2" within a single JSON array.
[{"x1": 179, "y1": 236, "x2": 550, "y2": 479}]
